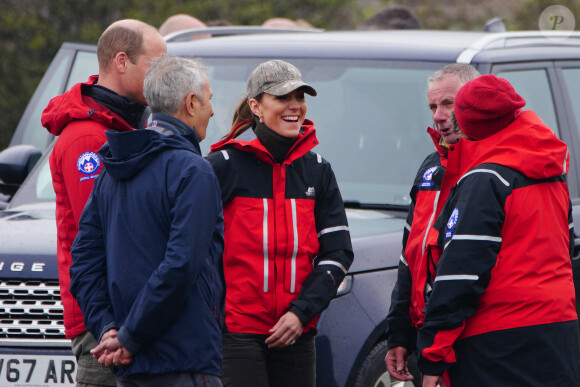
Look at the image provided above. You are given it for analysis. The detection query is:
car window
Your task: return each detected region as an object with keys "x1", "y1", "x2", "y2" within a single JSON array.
[
  {"x1": 561, "y1": 68, "x2": 580, "y2": 138},
  {"x1": 495, "y1": 69, "x2": 559, "y2": 136},
  {"x1": 9, "y1": 49, "x2": 98, "y2": 154},
  {"x1": 13, "y1": 59, "x2": 69, "y2": 151},
  {"x1": 66, "y1": 51, "x2": 99, "y2": 90},
  {"x1": 35, "y1": 156, "x2": 56, "y2": 200}
]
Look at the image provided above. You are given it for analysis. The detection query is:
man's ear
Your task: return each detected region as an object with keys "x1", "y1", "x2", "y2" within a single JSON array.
[
  {"x1": 186, "y1": 92, "x2": 197, "y2": 117},
  {"x1": 113, "y1": 52, "x2": 129, "y2": 74}
]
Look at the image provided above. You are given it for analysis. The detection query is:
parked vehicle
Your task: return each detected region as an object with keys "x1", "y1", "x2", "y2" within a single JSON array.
[{"x1": 0, "y1": 28, "x2": 579, "y2": 387}]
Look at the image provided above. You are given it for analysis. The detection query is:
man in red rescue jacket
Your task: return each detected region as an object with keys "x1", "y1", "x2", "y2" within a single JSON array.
[
  {"x1": 41, "y1": 20, "x2": 166, "y2": 386},
  {"x1": 420, "y1": 75, "x2": 580, "y2": 387},
  {"x1": 385, "y1": 64, "x2": 480, "y2": 383}
]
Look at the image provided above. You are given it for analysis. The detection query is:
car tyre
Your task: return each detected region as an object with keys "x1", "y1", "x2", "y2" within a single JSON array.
[{"x1": 354, "y1": 340, "x2": 418, "y2": 387}]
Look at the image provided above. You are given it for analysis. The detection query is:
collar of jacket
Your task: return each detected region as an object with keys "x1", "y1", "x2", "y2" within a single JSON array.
[
  {"x1": 83, "y1": 83, "x2": 145, "y2": 129},
  {"x1": 254, "y1": 121, "x2": 298, "y2": 163},
  {"x1": 211, "y1": 119, "x2": 318, "y2": 164},
  {"x1": 427, "y1": 127, "x2": 449, "y2": 158},
  {"x1": 146, "y1": 113, "x2": 202, "y2": 155}
]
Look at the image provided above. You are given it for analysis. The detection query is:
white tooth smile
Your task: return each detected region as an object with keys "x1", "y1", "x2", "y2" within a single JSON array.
[{"x1": 282, "y1": 116, "x2": 299, "y2": 122}]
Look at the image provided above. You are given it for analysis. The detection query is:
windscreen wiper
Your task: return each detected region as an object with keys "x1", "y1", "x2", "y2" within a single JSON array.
[{"x1": 343, "y1": 200, "x2": 409, "y2": 211}]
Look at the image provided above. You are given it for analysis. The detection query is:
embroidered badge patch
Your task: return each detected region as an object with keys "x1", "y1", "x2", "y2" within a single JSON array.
[
  {"x1": 445, "y1": 207, "x2": 459, "y2": 238},
  {"x1": 419, "y1": 166, "x2": 437, "y2": 187},
  {"x1": 77, "y1": 152, "x2": 101, "y2": 181}
]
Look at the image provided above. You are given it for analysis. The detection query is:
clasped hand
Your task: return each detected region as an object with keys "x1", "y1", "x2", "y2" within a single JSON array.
[{"x1": 91, "y1": 329, "x2": 133, "y2": 367}]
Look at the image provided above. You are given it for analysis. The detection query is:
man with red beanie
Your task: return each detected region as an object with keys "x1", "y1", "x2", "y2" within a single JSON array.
[
  {"x1": 419, "y1": 74, "x2": 580, "y2": 387},
  {"x1": 41, "y1": 20, "x2": 166, "y2": 386}
]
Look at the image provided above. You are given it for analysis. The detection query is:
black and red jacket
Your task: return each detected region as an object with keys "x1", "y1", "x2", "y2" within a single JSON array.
[
  {"x1": 387, "y1": 127, "x2": 451, "y2": 350},
  {"x1": 418, "y1": 111, "x2": 580, "y2": 385},
  {"x1": 207, "y1": 120, "x2": 353, "y2": 335}
]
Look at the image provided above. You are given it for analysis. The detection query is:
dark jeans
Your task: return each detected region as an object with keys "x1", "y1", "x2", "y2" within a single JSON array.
[
  {"x1": 116, "y1": 372, "x2": 222, "y2": 387},
  {"x1": 70, "y1": 330, "x2": 117, "y2": 387},
  {"x1": 222, "y1": 332, "x2": 316, "y2": 387}
]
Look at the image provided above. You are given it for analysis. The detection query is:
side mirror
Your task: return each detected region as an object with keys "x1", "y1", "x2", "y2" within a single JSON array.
[{"x1": 0, "y1": 145, "x2": 42, "y2": 196}]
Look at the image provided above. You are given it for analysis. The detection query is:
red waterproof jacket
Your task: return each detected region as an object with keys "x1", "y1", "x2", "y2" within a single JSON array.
[
  {"x1": 41, "y1": 76, "x2": 133, "y2": 338},
  {"x1": 418, "y1": 111, "x2": 580, "y2": 384},
  {"x1": 207, "y1": 121, "x2": 353, "y2": 335}
]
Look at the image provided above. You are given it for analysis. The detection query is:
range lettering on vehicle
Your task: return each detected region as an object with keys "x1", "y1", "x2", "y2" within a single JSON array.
[{"x1": 0, "y1": 262, "x2": 45, "y2": 272}]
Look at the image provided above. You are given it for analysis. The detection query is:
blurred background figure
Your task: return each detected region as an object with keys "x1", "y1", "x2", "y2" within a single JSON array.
[
  {"x1": 159, "y1": 13, "x2": 210, "y2": 39},
  {"x1": 262, "y1": 17, "x2": 298, "y2": 28},
  {"x1": 206, "y1": 19, "x2": 233, "y2": 27},
  {"x1": 295, "y1": 19, "x2": 316, "y2": 29},
  {"x1": 360, "y1": 6, "x2": 421, "y2": 30}
]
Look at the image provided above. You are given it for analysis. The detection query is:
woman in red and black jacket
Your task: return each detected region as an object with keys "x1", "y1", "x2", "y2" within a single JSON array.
[{"x1": 206, "y1": 60, "x2": 353, "y2": 387}]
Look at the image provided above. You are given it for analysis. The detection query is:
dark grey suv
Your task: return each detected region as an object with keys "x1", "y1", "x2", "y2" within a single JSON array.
[{"x1": 0, "y1": 28, "x2": 579, "y2": 387}]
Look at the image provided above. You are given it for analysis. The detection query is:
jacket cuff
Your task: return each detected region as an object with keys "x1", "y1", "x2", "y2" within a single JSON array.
[
  {"x1": 418, "y1": 354, "x2": 451, "y2": 376},
  {"x1": 387, "y1": 329, "x2": 416, "y2": 351},
  {"x1": 117, "y1": 325, "x2": 141, "y2": 355},
  {"x1": 98, "y1": 321, "x2": 117, "y2": 342},
  {"x1": 287, "y1": 304, "x2": 310, "y2": 327}
]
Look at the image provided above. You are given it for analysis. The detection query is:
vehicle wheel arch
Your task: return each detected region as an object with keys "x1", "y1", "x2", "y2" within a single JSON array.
[{"x1": 344, "y1": 319, "x2": 389, "y2": 386}]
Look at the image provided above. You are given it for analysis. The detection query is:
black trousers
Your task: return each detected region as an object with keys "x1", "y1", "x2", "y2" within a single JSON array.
[
  {"x1": 449, "y1": 320, "x2": 580, "y2": 386},
  {"x1": 222, "y1": 332, "x2": 316, "y2": 387}
]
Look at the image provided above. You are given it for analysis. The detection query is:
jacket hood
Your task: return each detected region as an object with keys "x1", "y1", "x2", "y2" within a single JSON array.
[
  {"x1": 456, "y1": 110, "x2": 569, "y2": 179},
  {"x1": 210, "y1": 119, "x2": 318, "y2": 164},
  {"x1": 99, "y1": 127, "x2": 201, "y2": 181},
  {"x1": 41, "y1": 75, "x2": 134, "y2": 136}
]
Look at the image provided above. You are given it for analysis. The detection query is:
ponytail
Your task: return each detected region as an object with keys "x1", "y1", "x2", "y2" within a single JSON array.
[
  {"x1": 209, "y1": 95, "x2": 263, "y2": 154},
  {"x1": 231, "y1": 97, "x2": 254, "y2": 136}
]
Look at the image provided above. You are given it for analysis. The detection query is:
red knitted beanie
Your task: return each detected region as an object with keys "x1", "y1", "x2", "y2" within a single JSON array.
[{"x1": 454, "y1": 74, "x2": 525, "y2": 140}]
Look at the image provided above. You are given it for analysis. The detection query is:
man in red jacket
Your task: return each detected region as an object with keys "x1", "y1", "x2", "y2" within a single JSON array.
[
  {"x1": 41, "y1": 19, "x2": 166, "y2": 386},
  {"x1": 385, "y1": 64, "x2": 479, "y2": 383}
]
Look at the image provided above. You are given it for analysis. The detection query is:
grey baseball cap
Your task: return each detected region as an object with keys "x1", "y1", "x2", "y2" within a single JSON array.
[{"x1": 246, "y1": 60, "x2": 317, "y2": 99}]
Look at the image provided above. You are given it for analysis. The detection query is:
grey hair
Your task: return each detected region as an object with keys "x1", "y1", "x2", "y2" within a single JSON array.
[
  {"x1": 144, "y1": 56, "x2": 208, "y2": 115},
  {"x1": 427, "y1": 63, "x2": 481, "y2": 87}
]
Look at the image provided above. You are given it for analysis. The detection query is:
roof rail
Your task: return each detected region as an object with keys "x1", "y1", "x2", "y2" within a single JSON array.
[
  {"x1": 164, "y1": 26, "x2": 323, "y2": 42},
  {"x1": 457, "y1": 30, "x2": 580, "y2": 63}
]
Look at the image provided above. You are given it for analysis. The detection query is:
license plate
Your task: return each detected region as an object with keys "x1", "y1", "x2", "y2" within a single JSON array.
[{"x1": 0, "y1": 355, "x2": 76, "y2": 386}]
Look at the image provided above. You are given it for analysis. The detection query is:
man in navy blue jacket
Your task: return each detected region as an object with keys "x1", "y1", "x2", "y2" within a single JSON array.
[{"x1": 70, "y1": 56, "x2": 224, "y2": 387}]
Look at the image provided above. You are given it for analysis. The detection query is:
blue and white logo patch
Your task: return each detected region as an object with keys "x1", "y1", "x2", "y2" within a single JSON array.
[
  {"x1": 419, "y1": 166, "x2": 437, "y2": 187},
  {"x1": 445, "y1": 207, "x2": 459, "y2": 238},
  {"x1": 77, "y1": 152, "x2": 101, "y2": 181}
]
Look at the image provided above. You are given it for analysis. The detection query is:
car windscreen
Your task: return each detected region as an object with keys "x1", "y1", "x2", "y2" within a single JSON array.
[
  {"x1": 11, "y1": 57, "x2": 440, "y2": 208},
  {"x1": 201, "y1": 58, "x2": 438, "y2": 206}
]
